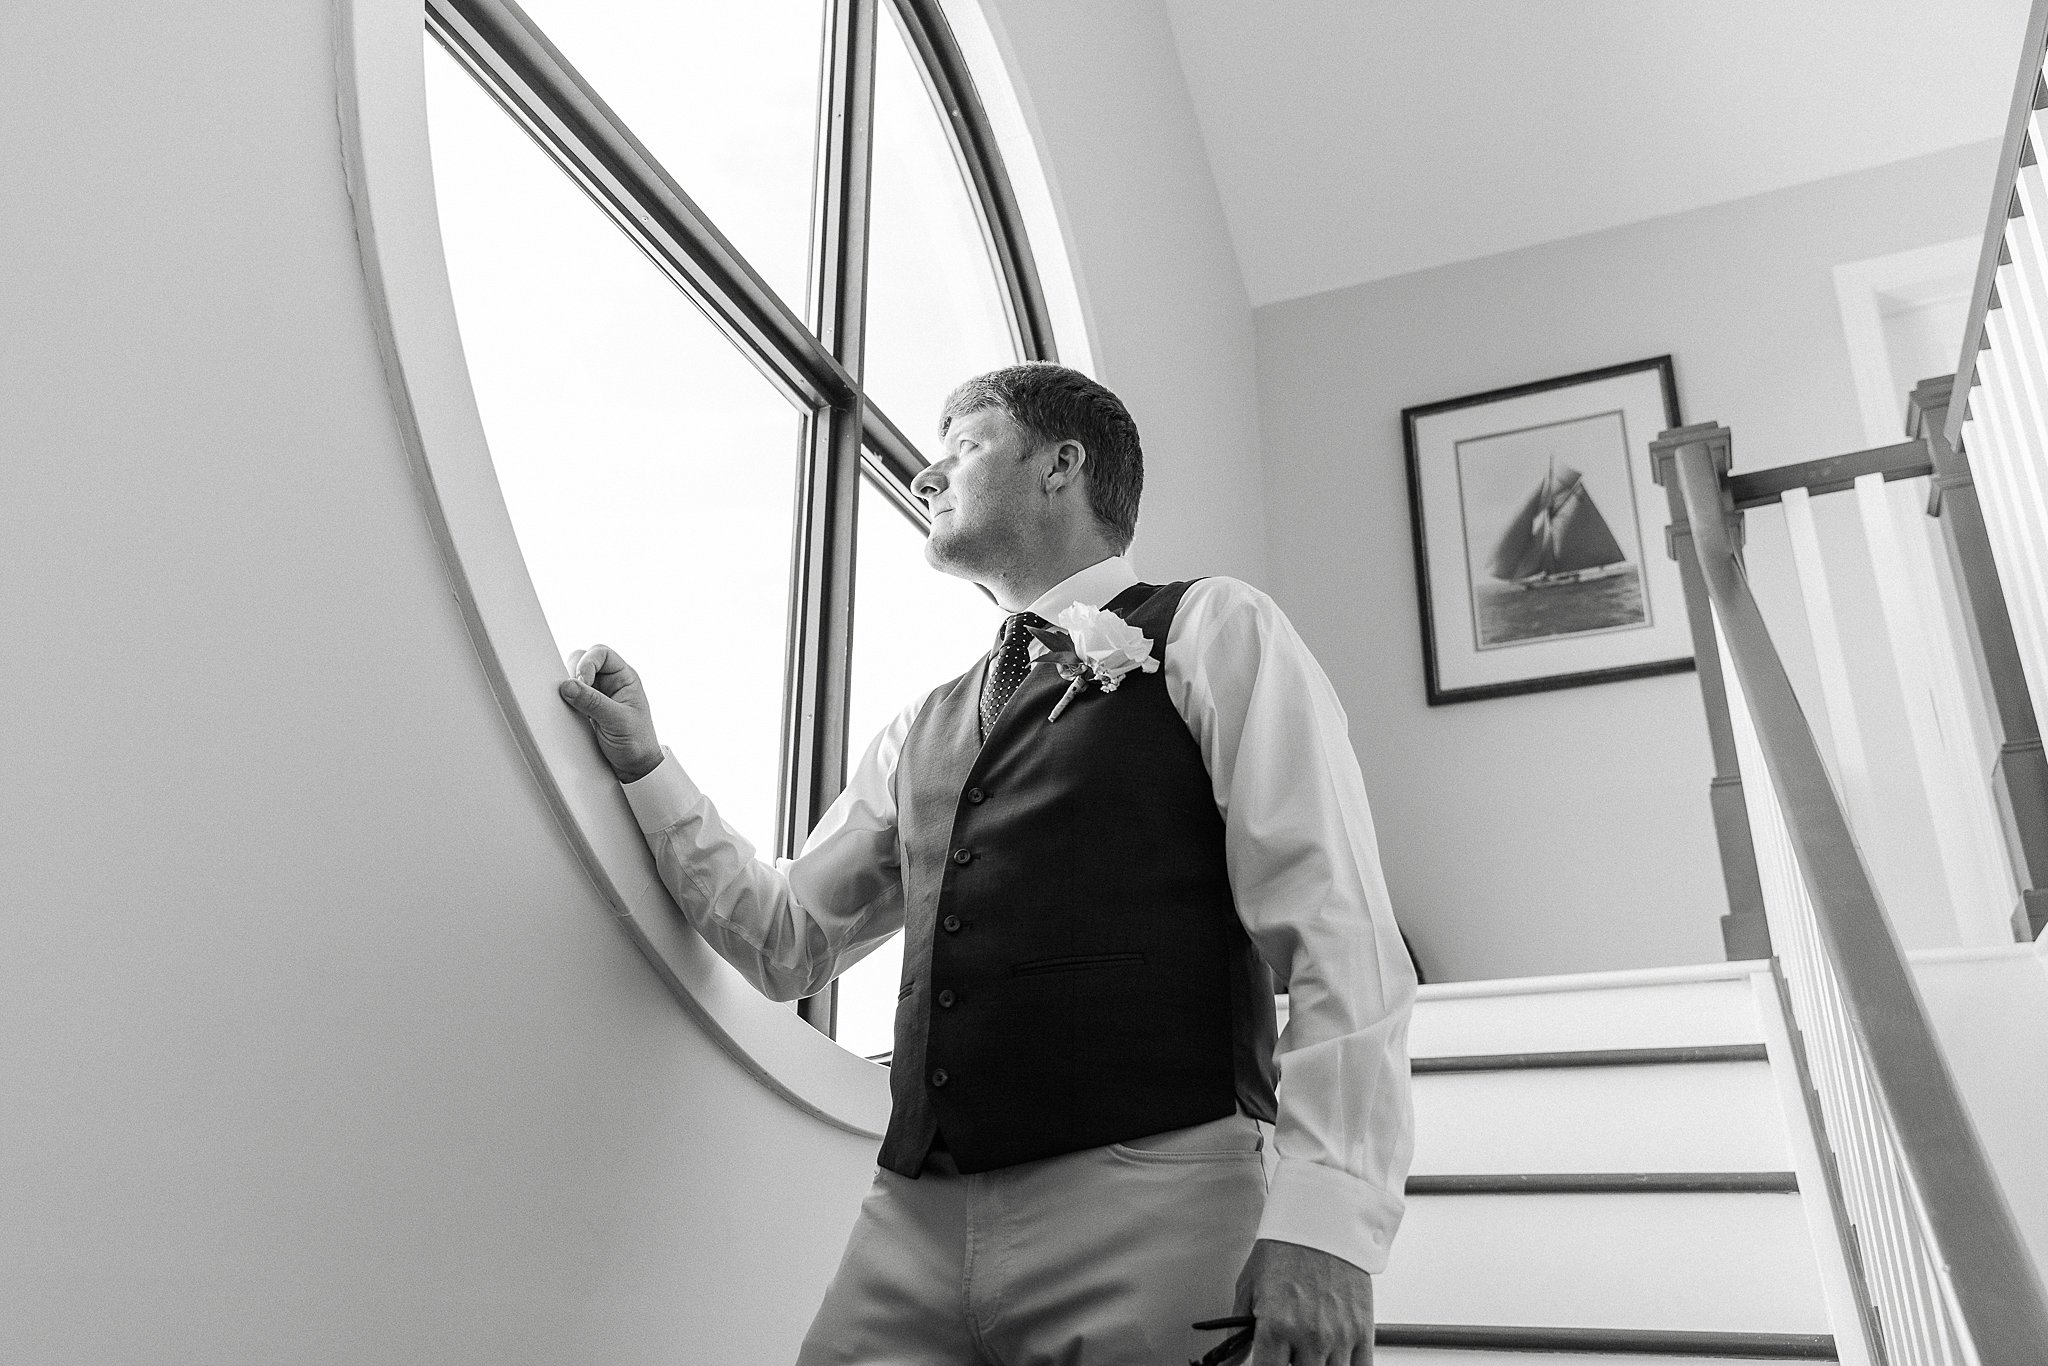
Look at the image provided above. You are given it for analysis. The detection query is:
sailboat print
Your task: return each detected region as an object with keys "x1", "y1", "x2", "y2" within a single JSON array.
[
  {"x1": 1455, "y1": 411, "x2": 1651, "y2": 652},
  {"x1": 1488, "y1": 457, "x2": 1630, "y2": 590}
]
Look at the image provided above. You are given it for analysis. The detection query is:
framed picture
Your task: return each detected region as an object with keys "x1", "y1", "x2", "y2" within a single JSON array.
[{"x1": 1402, "y1": 356, "x2": 1692, "y2": 705}]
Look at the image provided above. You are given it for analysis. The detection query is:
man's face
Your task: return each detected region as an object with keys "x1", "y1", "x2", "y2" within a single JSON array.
[{"x1": 914, "y1": 406, "x2": 1047, "y2": 580}]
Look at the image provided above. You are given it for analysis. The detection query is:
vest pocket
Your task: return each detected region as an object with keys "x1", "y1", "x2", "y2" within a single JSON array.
[
  {"x1": 1010, "y1": 951, "x2": 1146, "y2": 977},
  {"x1": 898, "y1": 979, "x2": 916, "y2": 1000}
]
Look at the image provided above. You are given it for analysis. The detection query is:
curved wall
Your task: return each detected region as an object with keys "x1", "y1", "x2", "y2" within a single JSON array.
[{"x1": 1, "y1": 1, "x2": 877, "y2": 1359}]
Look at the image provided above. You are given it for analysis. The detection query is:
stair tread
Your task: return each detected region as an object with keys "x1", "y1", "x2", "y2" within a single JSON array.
[
  {"x1": 1414, "y1": 1044, "x2": 1768, "y2": 1073},
  {"x1": 1407, "y1": 1171, "x2": 1798, "y2": 1195},
  {"x1": 1377, "y1": 1322, "x2": 1836, "y2": 1358}
]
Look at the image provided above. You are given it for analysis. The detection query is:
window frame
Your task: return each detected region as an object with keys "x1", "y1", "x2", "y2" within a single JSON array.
[{"x1": 418, "y1": 0, "x2": 1059, "y2": 1041}]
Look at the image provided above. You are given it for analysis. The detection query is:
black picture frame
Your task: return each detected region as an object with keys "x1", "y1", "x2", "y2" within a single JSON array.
[{"x1": 1402, "y1": 356, "x2": 1692, "y2": 706}]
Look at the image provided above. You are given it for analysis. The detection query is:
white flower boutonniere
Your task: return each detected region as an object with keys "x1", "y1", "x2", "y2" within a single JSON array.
[{"x1": 1023, "y1": 602, "x2": 1160, "y2": 722}]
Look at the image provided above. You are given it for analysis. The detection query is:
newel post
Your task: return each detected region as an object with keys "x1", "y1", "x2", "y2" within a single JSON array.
[
  {"x1": 1650, "y1": 424, "x2": 1771, "y2": 959},
  {"x1": 1911, "y1": 375, "x2": 2048, "y2": 939}
]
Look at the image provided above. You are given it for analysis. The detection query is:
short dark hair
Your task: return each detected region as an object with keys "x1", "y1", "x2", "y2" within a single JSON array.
[{"x1": 938, "y1": 363, "x2": 1143, "y2": 552}]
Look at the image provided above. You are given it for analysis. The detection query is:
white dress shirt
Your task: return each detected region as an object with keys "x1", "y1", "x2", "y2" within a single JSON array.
[{"x1": 622, "y1": 555, "x2": 1416, "y2": 1274}]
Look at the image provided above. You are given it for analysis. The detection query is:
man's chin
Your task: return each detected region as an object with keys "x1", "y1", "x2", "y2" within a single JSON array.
[
  {"x1": 927, "y1": 527, "x2": 1015, "y2": 585},
  {"x1": 924, "y1": 532, "x2": 972, "y2": 577}
]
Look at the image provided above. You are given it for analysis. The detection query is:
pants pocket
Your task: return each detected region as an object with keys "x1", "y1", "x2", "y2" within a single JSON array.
[{"x1": 1109, "y1": 1113, "x2": 1264, "y2": 1164}]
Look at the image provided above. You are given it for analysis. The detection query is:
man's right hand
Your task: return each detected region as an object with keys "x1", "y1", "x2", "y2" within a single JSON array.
[{"x1": 558, "y1": 644, "x2": 664, "y2": 784}]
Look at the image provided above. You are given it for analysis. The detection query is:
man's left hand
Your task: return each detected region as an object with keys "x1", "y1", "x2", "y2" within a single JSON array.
[{"x1": 1233, "y1": 1237, "x2": 1374, "y2": 1365}]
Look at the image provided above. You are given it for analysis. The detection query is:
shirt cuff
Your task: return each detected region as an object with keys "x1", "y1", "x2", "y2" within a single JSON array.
[
  {"x1": 620, "y1": 747, "x2": 704, "y2": 834},
  {"x1": 1258, "y1": 1157, "x2": 1405, "y2": 1275}
]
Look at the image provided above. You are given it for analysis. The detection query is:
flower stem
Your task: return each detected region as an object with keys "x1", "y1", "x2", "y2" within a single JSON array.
[{"x1": 1047, "y1": 676, "x2": 1087, "y2": 722}]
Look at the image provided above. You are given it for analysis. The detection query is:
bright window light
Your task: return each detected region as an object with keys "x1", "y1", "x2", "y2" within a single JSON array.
[
  {"x1": 511, "y1": 0, "x2": 827, "y2": 312},
  {"x1": 425, "y1": 40, "x2": 801, "y2": 852},
  {"x1": 863, "y1": 6, "x2": 1020, "y2": 443},
  {"x1": 834, "y1": 471, "x2": 1003, "y2": 1057}
]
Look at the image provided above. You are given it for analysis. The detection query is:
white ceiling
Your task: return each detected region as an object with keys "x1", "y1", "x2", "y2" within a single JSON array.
[{"x1": 1161, "y1": 0, "x2": 2031, "y2": 306}]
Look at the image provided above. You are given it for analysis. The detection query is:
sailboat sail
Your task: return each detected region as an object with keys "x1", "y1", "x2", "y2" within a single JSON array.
[{"x1": 1487, "y1": 463, "x2": 1627, "y2": 583}]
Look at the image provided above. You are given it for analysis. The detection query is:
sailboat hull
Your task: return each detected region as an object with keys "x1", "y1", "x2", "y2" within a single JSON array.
[{"x1": 1509, "y1": 562, "x2": 1628, "y2": 591}]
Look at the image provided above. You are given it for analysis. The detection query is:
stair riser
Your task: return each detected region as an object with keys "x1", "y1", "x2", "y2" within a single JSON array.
[
  {"x1": 1413, "y1": 1061, "x2": 1793, "y2": 1174},
  {"x1": 1409, "y1": 978, "x2": 1764, "y2": 1057},
  {"x1": 1377, "y1": 1191, "x2": 1830, "y2": 1333}
]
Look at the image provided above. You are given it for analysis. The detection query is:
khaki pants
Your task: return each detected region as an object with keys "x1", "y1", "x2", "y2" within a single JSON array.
[{"x1": 796, "y1": 1113, "x2": 1267, "y2": 1366}]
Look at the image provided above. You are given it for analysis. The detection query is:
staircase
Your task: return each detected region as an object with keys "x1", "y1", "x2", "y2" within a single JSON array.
[{"x1": 1292, "y1": 961, "x2": 1877, "y2": 1363}]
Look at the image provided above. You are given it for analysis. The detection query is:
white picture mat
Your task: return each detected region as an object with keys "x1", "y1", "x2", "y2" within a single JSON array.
[{"x1": 1413, "y1": 367, "x2": 1688, "y2": 693}]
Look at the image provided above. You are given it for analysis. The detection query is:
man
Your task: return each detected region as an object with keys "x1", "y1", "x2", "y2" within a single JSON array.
[{"x1": 560, "y1": 363, "x2": 1415, "y2": 1365}]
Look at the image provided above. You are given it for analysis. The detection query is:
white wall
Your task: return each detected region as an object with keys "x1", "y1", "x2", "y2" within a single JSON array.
[
  {"x1": 974, "y1": 0, "x2": 1270, "y2": 589},
  {"x1": 1254, "y1": 142, "x2": 2000, "y2": 983},
  {"x1": 0, "y1": 4, "x2": 879, "y2": 1360},
  {"x1": 1911, "y1": 945, "x2": 2048, "y2": 1269}
]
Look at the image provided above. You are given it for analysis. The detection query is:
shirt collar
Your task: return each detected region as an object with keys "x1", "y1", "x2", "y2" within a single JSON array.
[
  {"x1": 1025, "y1": 554, "x2": 1140, "y2": 621},
  {"x1": 1020, "y1": 555, "x2": 1139, "y2": 658}
]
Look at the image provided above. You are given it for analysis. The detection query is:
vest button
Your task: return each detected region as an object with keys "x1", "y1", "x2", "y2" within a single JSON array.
[
  {"x1": 951, "y1": 848, "x2": 972, "y2": 865},
  {"x1": 938, "y1": 989, "x2": 957, "y2": 1008},
  {"x1": 930, "y1": 1068, "x2": 950, "y2": 1088},
  {"x1": 966, "y1": 787, "x2": 986, "y2": 804},
  {"x1": 942, "y1": 915, "x2": 963, "y2": 933}
]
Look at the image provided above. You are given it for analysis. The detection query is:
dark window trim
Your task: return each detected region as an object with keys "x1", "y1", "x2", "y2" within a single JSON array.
[
  {"x1": 784, "y1": 0, "x2": 879, "y2": 1033},
  {"x1": 884, "y1": 0, "x2": 1058, "y2": 365}
]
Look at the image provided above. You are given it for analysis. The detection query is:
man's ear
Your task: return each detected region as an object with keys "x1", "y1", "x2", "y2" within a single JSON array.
[{"x1": 1046, "y1": 437, "x2": 1088, "y2": 492}]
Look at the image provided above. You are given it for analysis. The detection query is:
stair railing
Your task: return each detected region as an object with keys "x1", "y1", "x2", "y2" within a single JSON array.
[
  {"x1": 1652, "y1": 428, "x2": 2048, "y2": 1366},
  {"x1": 1914, "y1": 378, "x2": 2048, "y2": 940},
  {"x1": 1673, "y1": 416, "x2": 2041, "y2": 950},
  {"x1": 1944, "y1": 0, "x2": 2048, "y2": 941}
]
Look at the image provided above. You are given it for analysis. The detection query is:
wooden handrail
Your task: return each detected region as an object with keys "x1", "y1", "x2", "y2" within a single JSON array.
[{"x1": 1660, "y1": 427, "x2": 2048, "y2": 1363}]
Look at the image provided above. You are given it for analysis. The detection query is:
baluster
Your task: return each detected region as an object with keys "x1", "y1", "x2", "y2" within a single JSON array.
[
  {"x1": 1851, "y1": 469, "x2": 2018, "y2": 944},
  {"x1": 1912, "y1": 377, "x2": 2048, "y2": 940},
  {"x1": 1955, "y1": 359, "x2": 2048, "y2": 696},
  {"x1": 1978, "y1": 308, "x2": 2048, "y2": 706},
  {"x1": 1778, "y1": 487, "x2": 1884, "y2": 841}
]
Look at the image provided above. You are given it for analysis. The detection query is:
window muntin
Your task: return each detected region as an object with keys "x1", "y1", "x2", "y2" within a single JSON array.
[
  {"x1": 510, "y1": 0, "x2": 827, "y2": 315},
  {"x1": 424, "y1": 0, "x2": 1057, "y2": 1055},
  {"x1": 426, "y1": 40, "x2": 801, "y2": 849},
  {"x1": 863, "y1": 6, "x2": 1022, "y2": 442}
]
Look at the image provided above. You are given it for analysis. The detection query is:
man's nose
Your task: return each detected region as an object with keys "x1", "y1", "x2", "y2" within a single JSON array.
[{"x1": 912, "y1": 467, "x2": 946, "y2": 504}]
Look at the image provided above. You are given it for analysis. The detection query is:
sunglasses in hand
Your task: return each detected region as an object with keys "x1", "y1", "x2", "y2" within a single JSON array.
[{"x1": 1190, "y1": 1314, "x2": 1255, "y2": 1366}]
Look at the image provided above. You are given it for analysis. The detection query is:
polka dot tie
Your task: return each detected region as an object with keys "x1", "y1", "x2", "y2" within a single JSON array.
[{"x1": 980, "y1": 611, "x2": 1050, "y2": 741}]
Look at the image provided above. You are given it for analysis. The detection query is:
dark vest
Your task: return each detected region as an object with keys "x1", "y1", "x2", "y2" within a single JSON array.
[{"x1": 878, "y1": 578, "x2": 1279, "y2": 1177}]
